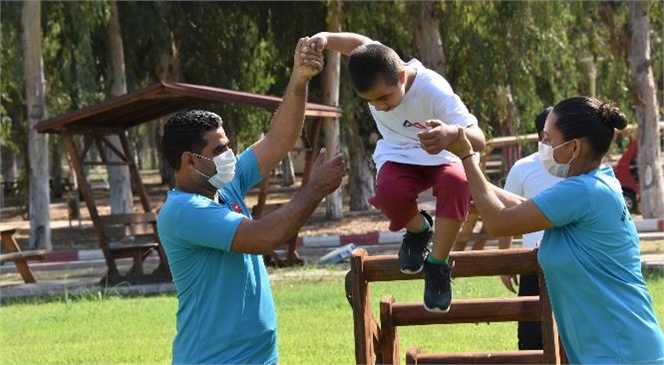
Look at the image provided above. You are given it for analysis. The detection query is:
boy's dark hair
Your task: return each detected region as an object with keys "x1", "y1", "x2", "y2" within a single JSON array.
[
  {"x1": 347, "y1": 43, "x2": 403, "y2": 93},
  {"x1": 162, "y1": 110, "x2": 222, "y2": 171},
  {"x1": 553, "y1": 96, "x2": 627, "y2": 159},
  {"x1": 535, "y1": 106, "x2": 553, "y2": 138}
]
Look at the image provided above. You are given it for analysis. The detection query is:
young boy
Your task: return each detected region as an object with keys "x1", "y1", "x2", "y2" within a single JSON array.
[{"x1": 309, "y1": 32, "x2": 485, "y2": 312}]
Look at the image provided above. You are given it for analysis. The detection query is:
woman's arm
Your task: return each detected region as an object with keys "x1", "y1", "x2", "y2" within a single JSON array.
[{"x1": 451, "y1": 129, "x2": 553, "y2": 237}]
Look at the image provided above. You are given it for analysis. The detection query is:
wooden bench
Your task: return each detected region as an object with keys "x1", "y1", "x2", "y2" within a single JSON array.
[
  {"x1": 96, "y1": 212, "x2": 171, "y2": 286},
  {"x1": 348, "y1": 248, "x2": 568, "y2": 365},
  {"x1": 0, "y1": 228, "x2": 47, "y2": 283}
]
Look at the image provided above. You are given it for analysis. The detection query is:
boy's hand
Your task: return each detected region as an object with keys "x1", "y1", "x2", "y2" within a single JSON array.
[
  {"x1": 293, "y1": 37, "x2": 325, "y2": 80},
  {"x1": 418, "y1": 120, "x2": 460, "y2": 155},
  {"x1": 303, "y1": 34, "x2": 328, "y2": 51},
  {"x1": 308, "y1": 148, "x2": 345, "y2": 197}
]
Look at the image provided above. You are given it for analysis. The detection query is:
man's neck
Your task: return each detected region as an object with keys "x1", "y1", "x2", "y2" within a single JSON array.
[{"x1": 174, "y1": 181, "x2": 217, "y2": 201}]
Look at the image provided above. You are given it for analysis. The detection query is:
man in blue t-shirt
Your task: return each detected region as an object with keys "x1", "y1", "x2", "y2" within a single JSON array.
[{"x1": 157, "y1": 38, "x2": 345, "y2": 365}]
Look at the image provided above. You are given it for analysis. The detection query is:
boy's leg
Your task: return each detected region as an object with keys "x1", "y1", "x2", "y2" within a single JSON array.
[
  {"x1": 423, "y1": 163, "x2": 470, "y2": 312},
  {"x1": 368, "y1": 162, "x2": 432, "y2": 273}
]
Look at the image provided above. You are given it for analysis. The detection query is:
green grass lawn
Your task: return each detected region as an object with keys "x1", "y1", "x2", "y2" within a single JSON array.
[{"x1": 1, "y1": 267, "x2": 663, "y2": 364}]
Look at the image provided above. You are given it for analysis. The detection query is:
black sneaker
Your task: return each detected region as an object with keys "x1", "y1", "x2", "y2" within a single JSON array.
[
  {"x1": 398, "y1": 210, "x2": 434, "y2": 274},
  {"x1": 423, "y1": 259, "x2": 453, "y2": 313}
]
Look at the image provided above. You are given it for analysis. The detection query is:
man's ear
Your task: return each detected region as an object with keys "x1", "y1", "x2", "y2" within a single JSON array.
[{"x1": 181, "y1": 151, "x2": 195, "y2": 169}]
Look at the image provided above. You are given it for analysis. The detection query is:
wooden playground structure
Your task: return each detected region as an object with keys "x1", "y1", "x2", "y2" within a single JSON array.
[{"x1": 348, "y1": 248, "x2": 568, "y2": 365}]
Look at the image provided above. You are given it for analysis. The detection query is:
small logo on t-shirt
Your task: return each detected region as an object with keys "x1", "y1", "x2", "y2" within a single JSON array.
[
  {"x1": 620, "y1": 206, "x2": 632, "y2": 222},
  {"x1": 402, "y1": 120, "x2": 427, "y2": 129},
  {"x1": 230, "y1": 202, "x2": 243, "y2": 213}
]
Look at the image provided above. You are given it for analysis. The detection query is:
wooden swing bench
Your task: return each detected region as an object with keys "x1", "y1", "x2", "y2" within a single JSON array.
[{"x1": 97, "y1": 212, "x2": 170, "y2": 286}]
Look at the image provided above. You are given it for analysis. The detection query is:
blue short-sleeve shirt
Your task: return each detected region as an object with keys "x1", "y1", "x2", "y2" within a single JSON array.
[
  {"x1": 533, "y1": 166, "x2": 664, "y2": 364},
  {"x1": 157, "y1": 147, "x2": 278, "y2": 365}
]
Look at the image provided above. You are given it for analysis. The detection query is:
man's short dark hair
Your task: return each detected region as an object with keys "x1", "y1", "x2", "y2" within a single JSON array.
[
  {"x1": 162, "y1": 110, "x2": 222, "y2": 171},
  {"x1": 347, "y1": 43, "x2": 403, "y2": 93},
  {"x1": 535, "y1": 106, "x2": 553, "y2": 137}
]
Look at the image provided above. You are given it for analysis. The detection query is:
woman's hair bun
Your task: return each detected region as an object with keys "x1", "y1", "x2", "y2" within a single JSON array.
[{"x1": 599, "y1": 102, "x2": 628, "y2": 130}]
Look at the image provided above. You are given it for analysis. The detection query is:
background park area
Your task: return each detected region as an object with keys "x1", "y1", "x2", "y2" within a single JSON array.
[{"x1": 2, "y1": 1, "x2": 664, "y2": 364}]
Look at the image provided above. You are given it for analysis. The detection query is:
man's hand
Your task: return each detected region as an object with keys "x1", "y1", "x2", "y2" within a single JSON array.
[
  {"x1": 308, "y1": 147, "x2": 345, "y2": 197},
  {"x1": 293, "y1": 37, "x2": 325, "y2": 80},
  {"x1": 418, "y1": 120, "x2": 460, "y2": 155},
  {"x1": 500, "y1": 274, "x2": 519, "y2": 294}
]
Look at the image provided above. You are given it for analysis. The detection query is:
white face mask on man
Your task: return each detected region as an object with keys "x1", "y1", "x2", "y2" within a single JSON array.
[
  {"x1": 192, "y1": 149, "x2": 236, "y2": 189},
  {"x1": 538, "y1": 141, "x2": 575, "y2": 178}
]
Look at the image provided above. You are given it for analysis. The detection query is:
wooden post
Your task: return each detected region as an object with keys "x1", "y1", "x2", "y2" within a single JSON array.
[
  {"x1": 301, "y1": 118, "x2": 323, "y2": 185},
  {"x1": 380, "y1": 295, "x2": 399, "y2": 365},
  {"x1": 351, "y1": 248, "x2": 378, "y2": 365},
  {"x1": 538, "y1": 264, "x2": 567, "y2": 364},
  {"x1": 63, "y1": 134, "x2": 120, "y2": 277},
  {"x1": 119, "y1": 132, "x2": 151, "y2": 212},
  {"x1": 405, "y1": 347, "x2": 421, "y2": 364}
]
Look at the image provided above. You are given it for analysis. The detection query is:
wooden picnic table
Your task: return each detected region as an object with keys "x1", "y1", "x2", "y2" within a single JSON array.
[{"x1": 0, "y1": 227, "x2": 47, "y2": 283}]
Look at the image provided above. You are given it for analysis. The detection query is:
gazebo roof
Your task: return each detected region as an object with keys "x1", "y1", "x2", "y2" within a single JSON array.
[{"x1": 36, "y1": 82, "x2": 342, "y2": 133}]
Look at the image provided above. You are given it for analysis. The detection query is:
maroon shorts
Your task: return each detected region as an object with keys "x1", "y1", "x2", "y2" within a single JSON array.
[{"x1": 368, "y1": 162, "x2": 470, "y2": 231}]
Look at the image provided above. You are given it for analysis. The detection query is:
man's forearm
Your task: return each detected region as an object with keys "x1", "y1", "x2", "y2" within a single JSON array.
[
  {"x1": 265, "y1": 74, "x2": 309, "y2": 154},
  {"x1": 255, "y1": 184, "x2": 324, "y2": 250}
]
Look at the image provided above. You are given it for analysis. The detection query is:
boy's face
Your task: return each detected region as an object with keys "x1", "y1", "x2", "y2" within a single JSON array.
[{"x1": 356, "y1": 71, "x2": 406, "y2": 112}]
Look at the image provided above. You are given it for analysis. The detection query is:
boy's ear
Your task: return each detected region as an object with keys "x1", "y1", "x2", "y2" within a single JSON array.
[{"x1": 399, "y1": 70, "x2": 406, "y2": 84}]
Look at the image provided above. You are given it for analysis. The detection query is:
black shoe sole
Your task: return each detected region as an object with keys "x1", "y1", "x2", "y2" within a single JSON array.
[
  {"x1": 400, "y1": 265, "x2": 424, "y2": 275},
  {"x1": 423, "y1": 303, "x2": 451, "y2": 313}
]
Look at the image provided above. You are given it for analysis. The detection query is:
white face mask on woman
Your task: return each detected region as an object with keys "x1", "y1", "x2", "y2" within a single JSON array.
[
  {"x1": 538, "y1": 141, "x2": 575, "y2": 178},
  {"x1": 193, "y1": 149, "x2": 236, "y2": 189}
]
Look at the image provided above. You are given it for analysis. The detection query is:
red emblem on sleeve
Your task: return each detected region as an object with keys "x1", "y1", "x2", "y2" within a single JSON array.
[{"x1": 230, "y1": 202, "x2": 243, "y2": 213}]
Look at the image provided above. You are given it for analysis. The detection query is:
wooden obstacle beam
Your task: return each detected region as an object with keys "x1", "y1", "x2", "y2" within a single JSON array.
[
  {"x1": 349, "y1": 248, "x2": 567, "y2": 365},
  {"x1": 405, "y1": 348, "x2": 544, "y2": 364}
]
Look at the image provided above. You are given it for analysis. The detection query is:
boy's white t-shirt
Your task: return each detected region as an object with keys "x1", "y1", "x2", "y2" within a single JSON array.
[{"x1": 370, "y1": 59, "x2": 477, "y2": 172}]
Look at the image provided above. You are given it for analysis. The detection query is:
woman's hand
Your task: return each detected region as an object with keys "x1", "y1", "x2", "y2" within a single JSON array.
[{"x1": 447, "y1": 127, "x2": 474, "y2": 158}]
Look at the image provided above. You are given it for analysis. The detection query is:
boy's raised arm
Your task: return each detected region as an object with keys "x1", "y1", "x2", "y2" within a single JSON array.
[{"x1": 308, "y1": 32, "x2": 373, "y2": 56}]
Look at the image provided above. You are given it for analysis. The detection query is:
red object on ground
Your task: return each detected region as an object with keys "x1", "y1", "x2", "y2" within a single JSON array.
[{"x1": 613, "y1": 139, "x2": 639, "y2": 213}]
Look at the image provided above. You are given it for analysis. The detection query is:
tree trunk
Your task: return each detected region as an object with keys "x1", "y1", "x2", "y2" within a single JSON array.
[
  {"x1": 409, "y1": 1, "x2": 445, "y2": 76},
  {"x1": 628, "y1": 1, "x2": 664, "y2": 218},
  {"x1": 156, "y1": 37, "x2": 181, "y2": 187},
  {"x1": 50, "y1": 135, "x2": 64, "y2": 198},
  {"x1": 346, "y1": 123, "x2": 374, "y2": 211},
  {"x1": 106, "y1": 0, "x2": 133, "y2": 214},
  {"x1": 1, "y1": 145, "x2": 16, "y2": 209},
  {"x1": 323, "y1": 0, "x2": 343, "y2": 220},
  {"x1": 22, "y1": 0, "x2": 51, "y2": 250},
  {"x1": 281, "y1": 153, "x2": 295, "y2": 187},
  {"x1": 1, "y1": 146, "x2": 17, "y2": 184}
]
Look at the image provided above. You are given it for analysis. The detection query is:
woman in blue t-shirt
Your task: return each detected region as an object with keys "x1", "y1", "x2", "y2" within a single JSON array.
[{"x1": 448, "y1": 96, "x2": 664, "y2": 364}]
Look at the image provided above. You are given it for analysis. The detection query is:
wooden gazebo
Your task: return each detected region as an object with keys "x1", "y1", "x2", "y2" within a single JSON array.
[{"x1": 35, "y1": 82, "x2": 342, "y2": 285}]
